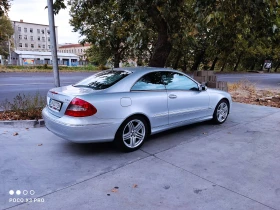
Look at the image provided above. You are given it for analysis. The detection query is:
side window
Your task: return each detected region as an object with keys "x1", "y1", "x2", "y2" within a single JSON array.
[
  {"x1": 131, "y1": 72, "x2": 165, "y2": 91},
  {"x1": 163, "y1": 72, "x2": 199, "y2": 91}
]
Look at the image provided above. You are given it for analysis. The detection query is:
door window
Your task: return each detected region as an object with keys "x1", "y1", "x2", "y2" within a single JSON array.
[
  {"x1": 163, "y1": 72, "x2": 199, "y2": 91},
  {"x1": 131, "y1": 72, "x2": 165, "y2": 91}
]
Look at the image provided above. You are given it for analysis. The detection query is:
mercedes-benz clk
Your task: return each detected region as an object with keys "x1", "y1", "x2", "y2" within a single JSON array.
[{"x1": 42, "y1": 67, "x2": 232, "y2": 152}]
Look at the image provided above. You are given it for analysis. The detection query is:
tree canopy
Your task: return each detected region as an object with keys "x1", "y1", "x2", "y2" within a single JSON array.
[
  {"x1": 0, "y1": 15, "x2": 14, "y2": 57},
  {"x1": 0, "y1": 0, "x2": 10, "y2": 16},
  {"x1": 54, "y1": 0, "x2": 280, "y2": 71}
]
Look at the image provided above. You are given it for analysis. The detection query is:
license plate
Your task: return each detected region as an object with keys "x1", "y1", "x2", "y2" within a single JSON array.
[{"x1": 49, "y1": 99, "x2": 62, "y2": 112}]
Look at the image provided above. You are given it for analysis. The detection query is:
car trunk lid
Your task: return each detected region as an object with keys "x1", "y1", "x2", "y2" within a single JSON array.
[{"x1": 47, "y1": 85, "x2": 100, "y2": 118}]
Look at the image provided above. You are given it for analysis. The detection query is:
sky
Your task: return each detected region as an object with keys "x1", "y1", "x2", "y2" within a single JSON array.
[{"x1": 8, "y1": 0, "x2": 81, "y2": 44}]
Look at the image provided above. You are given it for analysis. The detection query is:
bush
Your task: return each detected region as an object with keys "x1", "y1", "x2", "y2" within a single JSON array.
[{"x1": 0, "y1": 93, "x2": 46, "y2": 120}]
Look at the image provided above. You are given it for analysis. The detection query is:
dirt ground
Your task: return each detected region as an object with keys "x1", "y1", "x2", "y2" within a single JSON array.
[{"x1": 228, "y1": 80, "x2": 280, "y2": 108}]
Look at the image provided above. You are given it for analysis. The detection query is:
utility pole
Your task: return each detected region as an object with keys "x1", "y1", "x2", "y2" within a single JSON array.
[
  {"x1": 47, "y1": 0, "x2": 60, "y2": 87},
  {"x1": 8, "y1": 36, "x2": 11, "y2": 64}
]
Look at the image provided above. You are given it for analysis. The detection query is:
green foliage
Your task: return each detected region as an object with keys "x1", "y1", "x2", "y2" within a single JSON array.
[
  {"x1": 0, "y1": 65, "x2": 99, "y2": 71},
  {"x1": 53, "y1": 0, "x2": 280, "y2": 71},
  {"x1": 0, "y1": 15, "x2": 13, "y2": 57},
  {"x1": 0, "y1": 0, "x2": 10, "y2": 16}
]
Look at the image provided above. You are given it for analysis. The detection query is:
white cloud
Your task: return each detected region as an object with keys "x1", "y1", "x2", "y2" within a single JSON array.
[{"x1": 8, "y1": 0, "x2": 81, "y2": 44}]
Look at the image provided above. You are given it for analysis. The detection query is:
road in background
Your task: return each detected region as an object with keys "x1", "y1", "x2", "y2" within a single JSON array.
[
  {"x1": 0, "y1": 72, "x2": 280, "y2": 103},
  {"x1": 0, "y1": 72, "x2": 93, "y2": 104}
]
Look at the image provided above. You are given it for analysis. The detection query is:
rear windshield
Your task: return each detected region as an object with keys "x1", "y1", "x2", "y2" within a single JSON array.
[{"x1": 74, "y1": 70, "x2": 131, "y2": 90}]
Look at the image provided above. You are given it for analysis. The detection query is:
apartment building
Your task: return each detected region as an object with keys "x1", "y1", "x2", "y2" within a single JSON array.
[
  {"x1": 58, "y1": 43, "x2": 90, "y2": 61},
  {"x1": 11, "y1": 20, "x2": 58, "y2": 52}
]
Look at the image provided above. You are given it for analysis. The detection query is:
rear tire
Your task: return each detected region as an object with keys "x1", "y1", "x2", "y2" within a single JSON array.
[
  {"x1": 114, "y1": 116, "x2": 148, "y2": 152},
  {"x1": 213, "y1": 99, "x2": 229, "y2": 124}
]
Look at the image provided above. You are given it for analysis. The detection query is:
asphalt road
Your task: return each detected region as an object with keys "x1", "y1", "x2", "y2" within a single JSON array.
[{"x1": 0, "y1": 72, "x2": 280, "y2": 104}]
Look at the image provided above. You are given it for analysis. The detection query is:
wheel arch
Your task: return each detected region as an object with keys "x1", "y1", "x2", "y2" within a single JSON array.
[
  {"x1": 114, "y1": 113, "x2": 152, "y2": 139},
  {"x1": 221, "y1": 97, "x2": 230, "y2": 113}
]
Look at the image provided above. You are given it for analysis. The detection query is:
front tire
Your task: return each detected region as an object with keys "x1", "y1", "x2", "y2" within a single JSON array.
[
  {"x1": 213, "y1": 99, "x2": 229, "y2": 124},
  {"x1": 114, "y1": 116, "x2": 148, "y2": 152}
]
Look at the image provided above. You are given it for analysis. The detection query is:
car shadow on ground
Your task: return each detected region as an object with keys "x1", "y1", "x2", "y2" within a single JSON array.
[
  {"x1": 59, "y1": 120, "x2": 220, "y2": 155},
  {"x1": 61, "y1": 141, "x2": 118, "y2": 155}
]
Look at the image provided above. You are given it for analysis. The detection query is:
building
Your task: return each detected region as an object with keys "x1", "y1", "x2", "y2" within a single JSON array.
[
  {"x1": 11, "y1": 51, "x2": 79, "y2": 66},
  {"x1": 58, "y1": 43, "x2": 90, "y2": 61},
  {"x1": 11, "y1": 19, "x2": 58, "y2": 52}
]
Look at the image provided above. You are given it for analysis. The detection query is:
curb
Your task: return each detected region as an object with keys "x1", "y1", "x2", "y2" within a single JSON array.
[{"x1": 0, "y1": 119, "x2": 45, "y2": 128}]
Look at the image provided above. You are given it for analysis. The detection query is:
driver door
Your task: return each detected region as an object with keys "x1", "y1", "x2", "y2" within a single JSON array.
[{"x1": 162, "y1": 72, "x2": 210, "y2": 125}]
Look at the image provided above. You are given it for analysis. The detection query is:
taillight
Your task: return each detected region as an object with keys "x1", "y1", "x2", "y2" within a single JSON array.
[{"x1": 65, "y1": 98, "x2": 97, "y2": 117}]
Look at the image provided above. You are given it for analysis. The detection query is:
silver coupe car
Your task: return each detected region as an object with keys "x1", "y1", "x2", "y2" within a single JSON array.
[{"x1": 43, "y1": 67, "x2": 232, "y2": 152}]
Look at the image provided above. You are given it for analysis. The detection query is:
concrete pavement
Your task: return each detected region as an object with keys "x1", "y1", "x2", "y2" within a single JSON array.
[{"x1": 0, "y1": 103, "x2": 280, "y2": 210}]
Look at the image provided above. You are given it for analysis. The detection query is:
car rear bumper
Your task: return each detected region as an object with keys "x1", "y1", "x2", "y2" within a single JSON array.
[{"x1": 42, "y1": 107, "x2": 121, "y2": 143}]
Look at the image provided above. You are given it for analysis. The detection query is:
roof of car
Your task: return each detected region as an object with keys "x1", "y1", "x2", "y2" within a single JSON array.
[{"x1": 115, "y1": 67, "x2": 175, "y2": 73}]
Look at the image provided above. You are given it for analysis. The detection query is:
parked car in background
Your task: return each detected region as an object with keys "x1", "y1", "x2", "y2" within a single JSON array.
[{"x1": 42, "y1": 67, "x2": 232, "y2": 152}]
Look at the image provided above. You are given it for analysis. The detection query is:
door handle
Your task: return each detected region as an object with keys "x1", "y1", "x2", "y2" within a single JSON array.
[{"x1": 169, "y1": 94, "x2": 177, "y2": 99}]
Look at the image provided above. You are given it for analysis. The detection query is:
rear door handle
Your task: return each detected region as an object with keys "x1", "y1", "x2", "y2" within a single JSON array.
[{"x1": 169, "y1": 94, "x2": 177, "y2": 99}]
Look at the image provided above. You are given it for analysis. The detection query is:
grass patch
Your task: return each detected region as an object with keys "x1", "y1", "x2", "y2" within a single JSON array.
[
  {"x1": 0, "y1": 64, "x2": 109, "y2": 73},
  {"x1": 0, "y1": 93, "x2": 45, "y2": 120}
]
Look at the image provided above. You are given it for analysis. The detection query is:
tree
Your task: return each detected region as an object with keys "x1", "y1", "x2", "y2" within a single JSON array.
[
  {"x1": 0, "y1": 15, "x2": 13, "y2": 58},
  {"x1": 0, "y1": 0, "x2": 10, "y2": 16},
  {"x1": 69, "y1": 0, "x2": 155, "y2": 68},
  {"x1": 55, "y1": 0, "x2": 280, "y2": 70},
  {"x1": 56, "y1": 0, "x2": 187, "y2": 67}
]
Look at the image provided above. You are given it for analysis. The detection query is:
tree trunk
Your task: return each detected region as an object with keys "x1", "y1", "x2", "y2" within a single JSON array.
[
  {"x1": 220, "y1": 60, "x2": 227, "y2": 72},
  {"x1": 147, "y1": 5, "x2": 172, "y2": 67},
  {"x1": 259, "y1": 62, "x2": 264, "y2": 71},
  {"x1": 173, "y1": 51, "x2": 182, "y2": 70},
  {"x1": 182, "y1": 56, "x2": 187, "y2": 72},
  {"x1": 114, "y1": 53, "x2": 120, "y2": 68},
  {"x1": 210, "y1": 57, "x2": 218, "y2": 70},
  {"x1": 274, "y1": 62, "x2": 280, "y2": 72},
  {"x1": 191, "y1": 49, "x2": 205, "y2": 71},
  {"x1": 250, "y1": 62, "x2": 255, "y2": 70},
  {"x1": 233, "y1": 52, "x2": 243, "y2": 72}
]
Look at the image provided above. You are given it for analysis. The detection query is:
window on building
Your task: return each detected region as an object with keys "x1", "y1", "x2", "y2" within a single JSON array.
[
  {"x1": 19, "y1": 35, "x2": 22, "y2": 39},
  {"x1": 47, "y1": 30, "x2": 50, "y2": 35},
  {"x1": 31, "y1": 44, "x2": 34, "y2": 48},
  {"x1": 31, "y1": 36, "x2": 34, "y2": 41},
  {"x1": 74, "y1": 49, "x2": 76, "y2": 53},
  {"x1": 24, "y1": 35, "x2": 27, "y2": 40},
  {"x1": 48, "y1": 45, "x2": 50, "y2": 49},
  {"x1": 37, "y1": 29, "x2": 40, "y2": 34},
  {"x1": 41, "y1": 29, "x2": 45, "y2": 34},
  {"x1": 18, "y1": 27, "x2": 21, "y2": 32},
  {"x1": 24, "y1": 28, "x2": 27, "y2": 33},
  {"x1": 48, "y1": 37, "x2": 50, "y2": 42},
  {"x1": 38, "y1": 36, "x2": 40, "y2": 41},
  {"x1": 30, "y1": 28, "x2": 33, "y2": 33},
  {"x1": 38, "y1": 44, "x2": 41, "y2": 48},
  {"x1": 43, "y1": 45, "x2": 45, "y2": 49},
  {"x1": 25, "y1": 43, "x2": 28, "y2": 48},
  {"x1": 19, "y1": 43, "x2": 22, "y2": 47},
  {"x1": 42, "y1": 37, "x2": 45, "y2": 42}
]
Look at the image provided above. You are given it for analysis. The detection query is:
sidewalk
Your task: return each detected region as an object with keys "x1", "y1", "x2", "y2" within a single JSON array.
[{"x1": 1, "y1": 103, "x2": 280, "y2": 210}]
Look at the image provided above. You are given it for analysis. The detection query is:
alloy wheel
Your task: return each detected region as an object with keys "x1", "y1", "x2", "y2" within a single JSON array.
[
  {"x1": 122, "y1": 120, "x2": 146, "y2": 149},
  {"x1": 217, "y1": 102, "x2": 228, "y2": 123}
]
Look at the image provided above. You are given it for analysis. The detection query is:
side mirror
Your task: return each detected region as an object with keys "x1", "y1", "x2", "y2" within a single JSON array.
[{"x1": 199, "y1": 83, "x2": 207, "y2": 91}]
